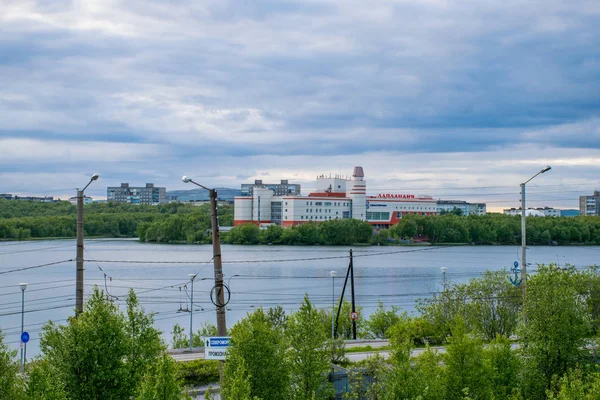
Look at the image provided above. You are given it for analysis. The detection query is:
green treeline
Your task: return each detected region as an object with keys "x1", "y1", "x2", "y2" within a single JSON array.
[
  {"x1": 220, "y1": 265, "x2": 600, "y2": 399},
  {"x1": 0, "y1": 199, "x2": 233, "y2": 241},
  {"x1": 391, "y1": 213, "x2": 600, "y2": 245},
  {"x1": 3, "y1": 197, "x2": 600, "y2": 246},
  {"x1": 3, "y1": 265, "x2": 600, "y2": 398},
  {"x1": 222, "y1": 219, "x2": 374, "y2": 245}
]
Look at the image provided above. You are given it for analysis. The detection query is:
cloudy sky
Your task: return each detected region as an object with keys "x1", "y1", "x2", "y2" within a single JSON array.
[{"x1": 1, "y1": 0, "x2": 599, "y2": 211}]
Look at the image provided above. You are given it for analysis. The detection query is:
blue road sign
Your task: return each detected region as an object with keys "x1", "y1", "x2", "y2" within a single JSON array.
[
  {"x1": 21, "y1": 332, "x2": 29, "y2": 344},
  {"x1": 208, "y1": 337, "x2": 230, "y2": 347}
]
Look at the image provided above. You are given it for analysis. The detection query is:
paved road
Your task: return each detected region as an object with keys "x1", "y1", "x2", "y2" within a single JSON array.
[
  {"x1": 171, "y1": 339, "x2": 391, "y2": 362},
  {"x1": 346, "y1": 346, "x2": 448, "y2": 362}
]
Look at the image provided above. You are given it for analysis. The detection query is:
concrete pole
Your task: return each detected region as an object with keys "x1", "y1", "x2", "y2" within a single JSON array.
[
  {"x1": 210, "y1": 189, "x2": 227, "y2": 337},
  {"x1": 521, "y1": 183, "x2": 527, "y2": 304},
  {"x1": 189, "y1": 276, "x2": 194, "y2": 351},
  {"x1": 76, "y1": 190, "x2": 85, "y2": 315},
  {"x1": 20, "y1": 285, "x2": 25, "y2": 373}
]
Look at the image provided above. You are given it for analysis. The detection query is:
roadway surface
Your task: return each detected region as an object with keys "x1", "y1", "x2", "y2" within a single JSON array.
[{"x1": 170, "y1": 339, "x2": 392, "y2": 362}]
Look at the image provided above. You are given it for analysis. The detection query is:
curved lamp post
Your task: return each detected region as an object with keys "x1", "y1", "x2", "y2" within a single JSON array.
[
  {"x1": 76, "y1": 173, "x2": 99, "y2": 315},
  {"x1": 521, "y1": 166, "x2": 551, "y2": 304},
  {"x1": 182, "y1": 176, "x2": 227, "y2": 338},
  {"x1": 19, "y1": 283, "x2": 27, "y2": 372}
]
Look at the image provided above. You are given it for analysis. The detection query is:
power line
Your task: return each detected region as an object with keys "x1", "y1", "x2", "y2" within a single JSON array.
[{"x1": 0, "y1": 259, "x2": 74, "y2": 275}]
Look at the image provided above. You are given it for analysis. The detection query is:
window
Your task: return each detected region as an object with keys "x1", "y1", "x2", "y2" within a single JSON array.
[
  {"x1": 285, "y1": 209, "x2": 287, "y2": 212},
  {"x1": 306, "y1": 209, "x2": 309, "y2": 212},
  {"x1": 324, "y1": 202, "x2": 331, "y2": 206},
  {"x1": 301, "y1": 216, "x2": 303, "y2": 220},
  {"x1": 285, "y1": 202, "x2": 288, "y2": 205},
  {"x1": 315, "y1": 202, "x2": 323, "y2": 206}
]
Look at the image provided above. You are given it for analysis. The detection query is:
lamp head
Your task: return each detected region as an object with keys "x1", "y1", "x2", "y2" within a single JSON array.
[
  {"x1": 182, "y1": 176, "x2": 191, "y2": 183},
  {"x1": 188, "y1": 273, "x2": 196, "y2": 281},
  {"x1": 440, "y1": 267, "x2": 448, "y2": 273},
  {"x1": 91, "y1": 173, "x2": 99, "y2": 181},
  {"x1": 541, "y1": 166, "x2": 551, "y2": 173},
  {"x1": 330, "y1": 270, "x2": 338, "y2": 277},
  {"x1": 19, "y1": 283, "x2": 27, "y2": 291}
]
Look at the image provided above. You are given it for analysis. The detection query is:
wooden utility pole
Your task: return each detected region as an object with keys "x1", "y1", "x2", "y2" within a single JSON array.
[
  {"x1": 210, "y1": 189, "x2": 227, "y2": 337},
  {"x1": 76, "y1": 190, "x2": 84, "y2": 315}
]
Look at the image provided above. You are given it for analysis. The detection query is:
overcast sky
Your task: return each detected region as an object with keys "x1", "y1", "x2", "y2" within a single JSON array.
[{"x1": 1, "y1": 0, "x2": 599, "y2": 211}]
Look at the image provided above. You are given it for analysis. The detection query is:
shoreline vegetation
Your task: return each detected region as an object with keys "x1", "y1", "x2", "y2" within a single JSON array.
[
  {"x1": 2, "y1": 199, "x2": 600, "y2": 246},
  {"x1": 4, "y1": 264, "x2": 600, "y2": 399}
]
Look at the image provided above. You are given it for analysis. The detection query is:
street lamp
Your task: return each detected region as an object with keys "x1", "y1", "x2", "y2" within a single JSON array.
[
  {"x1": 76, "y1": 173, "x2": 99, "y2": 315},
  {"x1": 227, "y1": 274, "x2": 240, "y2": 289},
  {"x1": 19, "y1": 283, "x2": 27, "y2": 373},
  {"x1": 521, "y1": 166, "x2": 551, "y2": 303},
  {"x1": 182, "y1": 176, "x2": 227, "y2": 338},
  {"x1": 329, "y1": 271, "x2": 337, "y2": 340},
  {"x1": 440, "y1": 267, "x2": 448, "y2": 292},
  {"x1": 188, "y1": 273, "x2": 196, "y2": 351}
]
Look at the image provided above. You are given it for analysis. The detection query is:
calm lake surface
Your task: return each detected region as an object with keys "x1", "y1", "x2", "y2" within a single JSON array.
[{"x1": 2, "y1": 239, "x2": 600, "y2": 356}]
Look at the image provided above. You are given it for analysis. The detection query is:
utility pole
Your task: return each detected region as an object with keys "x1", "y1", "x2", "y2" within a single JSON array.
[
  {"x1": 350, "y1": 249, "x2": 357, "y2": 340},
  {"x1": 209, "y1": 188, "x2": 227, "y2": 337},
  {"x1": 189, "y1": 274, "x2": 196, "y2": 351},
  {"x1": 76, "y1": 190, "x2": 84, "y2": 315},
  {"x1": 520, "y1": 183, "x2": 527, "y2": 303},
  {"x1": 441, "y1": 267, "x2": 448, "y2": 292},
  {"x1": 520, "y1": 166, "x2": 551, "y2": 308},
  {"x1": 19, "y1": 283, "x2": 27, "y2": 373},
  {"x1": 76, "y1": 174, "x2": 99, "y2": 315}
]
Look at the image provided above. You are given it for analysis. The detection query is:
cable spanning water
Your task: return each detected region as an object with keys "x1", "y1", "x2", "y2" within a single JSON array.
[{"x1": 1, "y1": 239, "x2": 599, "y2": 356}]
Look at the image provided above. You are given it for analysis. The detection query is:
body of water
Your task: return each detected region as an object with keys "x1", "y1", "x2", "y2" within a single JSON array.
[{"x1": 1, "y1": 239, "x2": 599, "y2": 356}]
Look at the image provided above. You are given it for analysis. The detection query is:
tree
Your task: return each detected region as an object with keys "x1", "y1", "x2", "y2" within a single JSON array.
[
  {"x1": 222, "y1": 308, "x2": 290, "y2": 399},
  {"x1": 136, "y1": 354, "x2": 187, "y2": 400},
  {"x1": 0, "y1": 330, "x2": 24, "y2": 400},
  {"x1": 547, "y1": 370, "x2": 600, "y2": 399},
  {"x1": 519, "y1": 265, "x2": 591, "y2": 399},
  {"x1": 485, "y1": 335, "x2": 520, "y2": 400},
  {"x1": 366, "y1": 300, "x2": 400, "y2": 339},
  {"x1": 443, "y1": 318, "x2": 492, "y2": 400},
  {"x1": 40, "y1": 287, "x2": 130, "y2": 400},
  {"x1": 465, "y1": 270, "x2": 521, "y2": 340},
  {"x1": 25, "y1": 359, "x2": 67, "y2": 400},
  {"x1": 39, "y1": 287, "x2": 169, "y2": 400},
  {"x1": 124, "y1": 289, "x2": 164, "y2": 395},
  {"x1": 287, "y1": 295, "x2": 333, "y2": 400}
]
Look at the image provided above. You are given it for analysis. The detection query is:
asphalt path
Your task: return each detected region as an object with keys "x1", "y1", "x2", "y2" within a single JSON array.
[{"x1": 170, "y1": 339, "x2": 391, "y2": 362}]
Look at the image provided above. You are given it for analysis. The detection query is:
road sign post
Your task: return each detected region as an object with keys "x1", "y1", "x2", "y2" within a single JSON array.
[{"x1": 204, "y1": 336, "x2": 231, "y2": 360}]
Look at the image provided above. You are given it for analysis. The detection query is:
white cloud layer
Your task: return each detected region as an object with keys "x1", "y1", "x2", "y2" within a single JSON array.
[{"x1": 1, "y1": 0, "x2": 599, "y2": 210}]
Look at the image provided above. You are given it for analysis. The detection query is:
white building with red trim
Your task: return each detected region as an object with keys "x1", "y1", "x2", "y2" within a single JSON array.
[{"x1": 234, "y1": 166, "x2": 485, "y2": 227}]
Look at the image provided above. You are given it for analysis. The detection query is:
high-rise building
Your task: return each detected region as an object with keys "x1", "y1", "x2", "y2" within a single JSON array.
[
  {"x1": 107, "y1": 183, "x2": 167, "y2": 205},
  {"x1": 580, "y1": 191, "x2": 600, "y2": 216},
  {"x1": 241, "y1": 180, "x2": 301, "y2": 197}
]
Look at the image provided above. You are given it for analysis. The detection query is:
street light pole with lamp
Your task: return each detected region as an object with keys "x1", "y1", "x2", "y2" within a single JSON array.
[
  {"x1": 329, "y1": 271, "x2": 337, "y2": 340},
  {"x1": 76, "y1": 173, "x2": 99, "y2": 315},
  {"x1": 188, "y1": 273, "x2": 196, "y2": 352},
  {"x1": 520, "y1": 166, "x2": 551, "y2": 304},
  {"x1": 19, "y1": 282, "x2": 27, "y2": 373},
  {"x1": 440, "y1": 267, "x2": 448, "y2": 292},
  {"x1": 182, "y1": 176, "x2": 227, "y2": 338}
]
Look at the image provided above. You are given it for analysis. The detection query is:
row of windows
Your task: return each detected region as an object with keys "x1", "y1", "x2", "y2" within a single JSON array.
[
  {"x1": 366, "y1": 212, "x2": 390, "y2": 220},
  {"x1": 285, "y1": 201, "x2": 350, "y2": 206}
]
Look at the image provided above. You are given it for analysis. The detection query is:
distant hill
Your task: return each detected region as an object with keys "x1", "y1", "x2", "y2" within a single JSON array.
[{"x1": 167, "y1": 187, "x2": 241, "y2": 202}]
